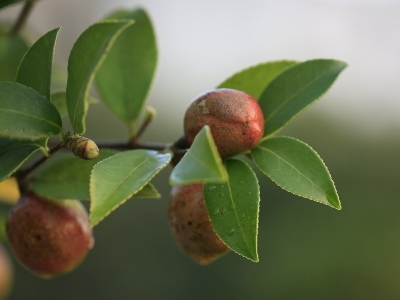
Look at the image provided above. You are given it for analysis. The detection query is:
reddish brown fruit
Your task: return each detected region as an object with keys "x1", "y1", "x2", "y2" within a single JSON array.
[
  {"x1": 168, "y1": 184, "x2": 230, "y2": 264},
  {"x1": 6, "y1": 192, "x2": 94, "y2": 278},
  {"x1": 0, "y1": 243, "x2": 13, "y2": 299},
  {"x1": 184, "y1": 88, "x2": 264, "y2": 157}
]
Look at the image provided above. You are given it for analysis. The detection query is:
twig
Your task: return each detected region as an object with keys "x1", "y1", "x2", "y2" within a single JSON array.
[
  {"x1": 10, "y1": 0, "x2": 37, "y2": 36},
  {"x1": 17, "y1": 142, "x2": 65, "y2": 182}
]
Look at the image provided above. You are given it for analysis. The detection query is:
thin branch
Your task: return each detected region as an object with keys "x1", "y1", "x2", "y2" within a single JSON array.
[
  {"x1": 10, "y1": 0, "x2": 37, "y2": 36},
  {"x1": 130, "y1": 106, "x2": 157, "y2": 147},
  {"x1": 98, "y1": 141, "x2": 170, "y2": 151},
  {"x1": 17, "y1": 142, "x2": 65, "y2": 182}
]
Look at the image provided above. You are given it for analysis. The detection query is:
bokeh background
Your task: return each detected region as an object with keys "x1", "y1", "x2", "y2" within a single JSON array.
[{"x1": 1, "y1": 0, "x2": 399, "y2": 299}]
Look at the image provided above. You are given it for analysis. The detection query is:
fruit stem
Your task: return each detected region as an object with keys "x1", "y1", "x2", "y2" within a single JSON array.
[{"x1": 10, "y1": 0, "x2": 38, "y2": 36}]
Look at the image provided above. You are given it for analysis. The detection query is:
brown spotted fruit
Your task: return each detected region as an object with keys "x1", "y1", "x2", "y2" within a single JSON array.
[
  {"x1": 168, "y1": 183, "x2": 229, "y2": 264},
  {"x1": 6, "y1": 192, "x2": 94, "y2": 278},
  {"x1": 184, "y1": 88, "x2": 264, "y2": 158}
]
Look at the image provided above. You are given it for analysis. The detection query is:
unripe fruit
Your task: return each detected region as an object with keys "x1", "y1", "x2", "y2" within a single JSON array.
[
  {"x1": 184, "y1": 88, "x2": 264, "y2": 158},
  {"x1": 168, "y1": 184, "x2": 229, "y2": 264},
  {"x1": 6, "y1": 192, "x2": 94, "y2": 278},
  {"x1": 0, "y1": 243, "x2": 13, "y2": 300}
]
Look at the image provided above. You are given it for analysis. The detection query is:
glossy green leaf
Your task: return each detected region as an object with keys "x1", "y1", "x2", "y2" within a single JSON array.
[
  {"x1": 252, "y1": 136, "x2": 341, "y2": 209},
  {"x1": 96, "y1": 8, "x2": 157, "y2": 136},
  {"x1": 16, "y1": 27, "x2": 60, "y2": 100},
  {"x1": 218, "y1": 60, "x2": 297, "y2": 100},
  {"x1": 169, "y1": 126, "x2": 228, "y2": 185},
  {"x1": 32, "y1": 149, "x2": 116, "y2": 200},
  {"x1": 0, "y1": 138, "x2": 42, "y2": 181},
  {"x1": 66, "y1": 20, "x2": 134, "y2": 135},
  {"x1": 204, "y1": 159, "x2": 260, "y2": 262},
  {"x1": 90, "y1": 150, "x2": 171, "y2": 226},
  {"x1": 0, "y1": 82, "x2": 62, "y2": 140},
  {"x1": 0, "y1": 28, "x2": 29, "y2": 81},
  {"x1": 259, "y1": 59, "x2": 347, "y2": 136},
  {"x1": 0, "y1": 0, "x2": 24, "y2": 9}
]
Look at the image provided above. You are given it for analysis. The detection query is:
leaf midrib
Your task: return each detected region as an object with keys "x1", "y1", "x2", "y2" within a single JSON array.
[
  {"x1": 266, "y1": 67, "x2": 334, "y2": 121},
  {"x1": 258, "y1": 145, "x2": 326, "y2": 196},
  {"x1": 0, "y1": 108, "x2": 60, "y2": 128}
]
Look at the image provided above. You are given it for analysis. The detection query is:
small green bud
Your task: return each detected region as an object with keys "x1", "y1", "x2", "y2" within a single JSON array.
[
  {"x1": 144, "y1": 106, "x2": 157, "y2": 121},
  {"x1": 64, "y1": 134, "x2": 99, "y2": 160}
]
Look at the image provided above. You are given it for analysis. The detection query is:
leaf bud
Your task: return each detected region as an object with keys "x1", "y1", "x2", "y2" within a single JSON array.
[{"x1": 64, "y1": 133, "x2": 99, "y2": 160}]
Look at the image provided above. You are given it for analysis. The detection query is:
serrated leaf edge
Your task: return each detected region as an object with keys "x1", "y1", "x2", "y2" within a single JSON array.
[
  {"x1": 89, "y1": 150, "x2": 171, "y2": 227},
  {"x1": 253, "y1": 136, "x2": 341, "y2": 210},
  {"x1": 217, "y1": 59, "x2": 299, "y2": 95},
  {"x1": 263, "y1": 59, "x2": 348, "y2": 137},
  {"x1": 205, "y1": 159, "x2": 260, "y2": 262},
  {"x1": 68, "y1": 20, "x2": 134, "y2": 134}
]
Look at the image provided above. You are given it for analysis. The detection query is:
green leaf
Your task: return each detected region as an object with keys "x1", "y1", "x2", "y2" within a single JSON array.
[
  {"x1": 96, "y1": 8, "x2": 157, "y2": 136},
  {"x1": 204, "y1": 159, "x2": 260, "y2": 262},
  {"x1": 169, "y1": 126, "x2": 228, "y2": 185},
  {"x1": 218, "y1": 60, "x2": 297, "y2": 100},
  {"x1": 0, "y1": 0, "x2": 24, "y2": 9},
  {"x1": 252, "y1": 136, "x2": 341, "y2": 209},
  {"x1": 0, "y1": 82, "x2": 62, "y2": 140},
  {"x1": 0, "y1": 138, "x2": 42, "y2": 181},
  {"x1": 16, "y1": 27, "x2": 60, "y2": 100},
  {"x1": 32, "y1": 149, "x2": 116, "y2": 200},
  {"x1": 66, "y1": 20, "x2": 134, "y2": 135},
  {"x1": 0, "y1": 28, "x2": 29, "y2": 81},
  {"x1": 90, "y1": 150, "x2": 171, "y2": 227},
  {"x1": 259, "y1": 59, "x2": 347, "y2": 136}
]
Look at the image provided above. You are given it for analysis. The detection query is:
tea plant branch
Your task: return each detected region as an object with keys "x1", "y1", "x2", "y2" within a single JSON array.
[
  {"x1": 10, "y1": 0, "x2": 38, "y2": 35},
  {"x1": 97, "y1": 136, "x2": 188, "y2": 156},
  {"x1": 16, "y1": 141, "x2": 65, "y2": 182}
]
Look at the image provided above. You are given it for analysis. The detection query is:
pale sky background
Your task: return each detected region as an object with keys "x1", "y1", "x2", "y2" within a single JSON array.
[{"x1": 1, "y1": 0, "x2": 399, "y2": 137}]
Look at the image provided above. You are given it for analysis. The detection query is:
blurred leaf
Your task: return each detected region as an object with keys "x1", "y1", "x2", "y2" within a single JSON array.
[
  {"x1": 0, "y1": 28, "x2": 29, "y2": 81},
  {"x1": 218, "y1": 60, "x2": 297, "y2": 100},
  {"x1": 96, "y1": 8, "x2": 157, "y2": 136},
  {"x1": 0, "y1": 0, "x2": 24, "y2": 9},
  {"x1": 51, "y1": 91, "x2": 98, "y2": 119},
  {"x1": 252, "y1": 136, "x2": 341, "y2": 209},
  {"x1": 0, "y1": 177, "x2": 20, "y2": 204},
  {"x1": 259, "y1": 59, "x2": 347, "y2": 136},
  {"x1": 16, "y1": 27, "x2": 60, "y2": 100},
  {"x1": 0, "y1": 138, "x2": 42, "y2": 182},
  {"x1": 169, "y1": 126, "x2": 228, "y2": 185},
  {"x1": 204, "y1": 159, "x2": 260, "y2": 262},
  {"x1": 90, "y1": 150, "x2": 171, "y2": 226},
  {"x1": 66, "y1": 20, "x2": 134, "y2": 135},
  {"x1": 50, "y1": 91, "x2": 68, "y2": 118},
  {"x1": 0, "y1": 82, "x2": 62, "y2": 140},
  {"x1": 51, "y1": 64, "x2": 67, "y2": 91},
  {"x1": 32, "y1": 149, "x2": 117, "y2": 200}
]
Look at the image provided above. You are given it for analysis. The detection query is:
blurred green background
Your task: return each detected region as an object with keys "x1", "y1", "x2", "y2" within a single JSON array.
[{"x1": 1, "y1": 0, "x2": 400, "y2": 299}]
